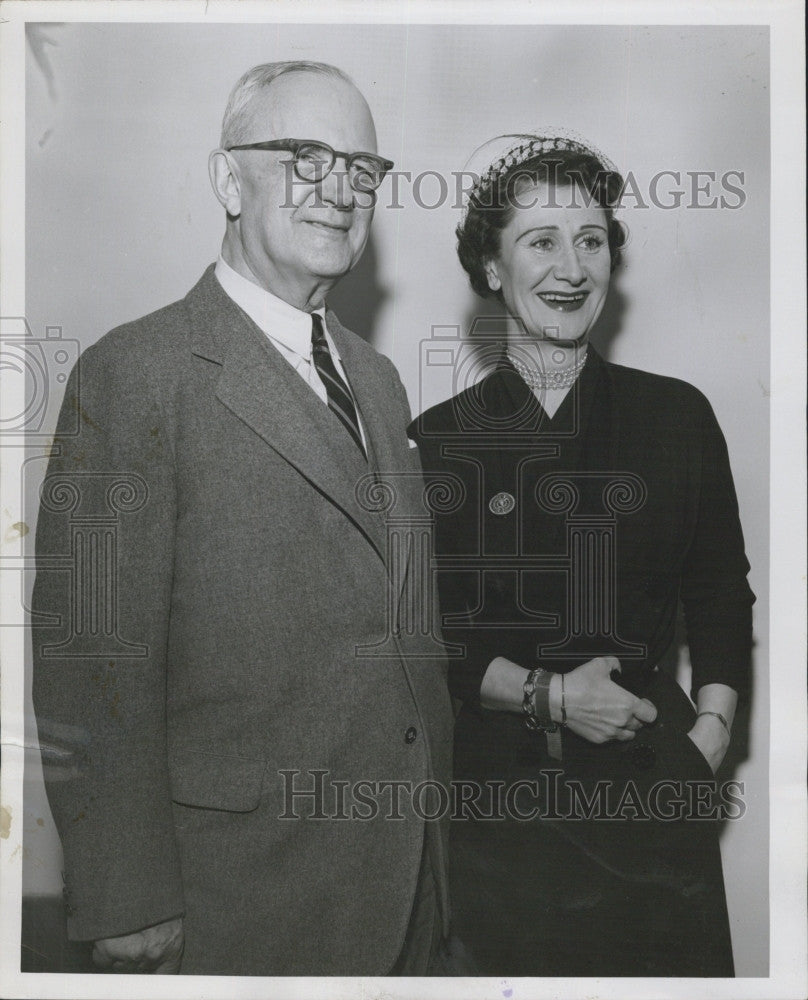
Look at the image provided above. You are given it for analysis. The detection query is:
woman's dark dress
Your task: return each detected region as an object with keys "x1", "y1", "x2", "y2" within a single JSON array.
[{"x1": 409, "y1": 348, "x2": 754, "y2": 976}]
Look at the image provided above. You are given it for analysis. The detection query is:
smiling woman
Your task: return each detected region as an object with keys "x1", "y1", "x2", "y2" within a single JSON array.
[
  {"x1": 409, "y1": 132, "x2": 755, "y2": 976},
  {"x1": 456, "y1": 137, "x2": 628, "y2": 416}
]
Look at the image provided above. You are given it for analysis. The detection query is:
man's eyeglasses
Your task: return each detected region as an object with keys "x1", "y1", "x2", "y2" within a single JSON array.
[{"x1": 225, "y1": 138, "x2": 394, "y2": 193}]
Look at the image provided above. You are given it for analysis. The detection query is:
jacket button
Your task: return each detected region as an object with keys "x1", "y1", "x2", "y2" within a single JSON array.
[{"x1": 404, "y1": 726, "x2": 418, "y2": 744}]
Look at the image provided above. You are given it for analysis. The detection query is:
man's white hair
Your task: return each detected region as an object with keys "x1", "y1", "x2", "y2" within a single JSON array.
[{"x1": 220, "y1": 61, "x2": 355, "y2": 149}]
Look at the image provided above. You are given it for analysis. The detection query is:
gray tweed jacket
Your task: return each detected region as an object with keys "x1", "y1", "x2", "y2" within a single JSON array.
[{"x1": 32, "y1": 265, "x2": 454, "y2": 975}]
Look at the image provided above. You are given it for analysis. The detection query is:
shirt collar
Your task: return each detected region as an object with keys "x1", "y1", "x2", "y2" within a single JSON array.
[{"x1": 214, "y1": 256, "x2": 330, "y2": 361}]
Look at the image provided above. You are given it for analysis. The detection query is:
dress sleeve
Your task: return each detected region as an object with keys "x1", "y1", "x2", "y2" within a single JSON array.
[
  {"x1": 679, "y1": 393, "x2": 755, "y2": 701},
  {"x1": 436, "y1": 574, "x2": 508, "y2": 709}
]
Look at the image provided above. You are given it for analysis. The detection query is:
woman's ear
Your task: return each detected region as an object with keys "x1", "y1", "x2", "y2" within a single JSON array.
[{"x1": 484, "y1": 259, "x2": 501, "y2": 292}]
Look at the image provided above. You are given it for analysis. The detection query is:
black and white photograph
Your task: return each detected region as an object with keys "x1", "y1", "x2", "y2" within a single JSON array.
[{"x1": 0, "y1": 2, "x2": 804, "y2": 998}]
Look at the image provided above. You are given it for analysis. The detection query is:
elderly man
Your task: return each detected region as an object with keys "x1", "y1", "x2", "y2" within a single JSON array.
[{"x1": 32, "y1": 61, "x2": 453, "y2": 976}]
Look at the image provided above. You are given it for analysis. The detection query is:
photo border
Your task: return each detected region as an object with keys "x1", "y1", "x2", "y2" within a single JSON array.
[{"x1": 1, "y1": 2, "x2": 804, "y2": 998}]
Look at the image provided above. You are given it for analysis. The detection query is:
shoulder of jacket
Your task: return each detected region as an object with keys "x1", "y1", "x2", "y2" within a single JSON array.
[
  {"x1": 408, "y1": 397, "x2": 459, "y2": 447},
  {"x1": 326, "y1": 312, "x2": 410, "y2": 404},
  {"x1": 79, "y1": 297, "x2": 190, "y2": 382},
  {"x1": 603, "y1": 359, "x2": 712, "y2": 416}
]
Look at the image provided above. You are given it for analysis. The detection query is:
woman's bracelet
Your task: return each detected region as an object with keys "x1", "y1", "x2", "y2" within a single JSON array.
[
  {"x1": 522, "y1": 668, "x2": 557, "y2": 733},
  {"x1": 696, "y1": 710, "x2": 731, "y2": 736}
]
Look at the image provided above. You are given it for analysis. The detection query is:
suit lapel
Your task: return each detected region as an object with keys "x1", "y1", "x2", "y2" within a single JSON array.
[
  {"x1": 327, "y1": 311, "x2": 403, "y2": 478},
  {"x1": 184, "y1": 267, "x2": 387, "y2": 561},
  {"x1": 328, "y1": 311, "x2": 434, "y2": 621}
]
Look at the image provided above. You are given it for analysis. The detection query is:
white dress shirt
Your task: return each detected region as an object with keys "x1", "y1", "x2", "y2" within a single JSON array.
[{"x1": 214, "y1": 256, "x2": 367, "y2": 447}]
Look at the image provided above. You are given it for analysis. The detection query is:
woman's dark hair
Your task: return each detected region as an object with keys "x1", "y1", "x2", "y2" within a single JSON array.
[{"x1": 457, "y1": 147, "x2": 628, "y2": 300}]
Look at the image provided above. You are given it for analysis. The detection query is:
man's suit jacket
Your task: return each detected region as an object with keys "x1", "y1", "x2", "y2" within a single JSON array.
[{"x1": 32, "y1": 266, "x2": 454, "y2": 975}]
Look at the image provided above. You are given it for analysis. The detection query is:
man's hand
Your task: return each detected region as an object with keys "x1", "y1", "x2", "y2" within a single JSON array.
[
  {"x1": 92, "y1": 916, "x2": 184, "y2": 974},
  {"x1": 552, "y1": 656, "x2": 657, "y2": 744}
]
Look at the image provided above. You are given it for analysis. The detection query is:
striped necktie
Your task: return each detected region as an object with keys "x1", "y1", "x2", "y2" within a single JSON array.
[{"x1": 310, "y1": 313, "x2": 367, "y2": 459}]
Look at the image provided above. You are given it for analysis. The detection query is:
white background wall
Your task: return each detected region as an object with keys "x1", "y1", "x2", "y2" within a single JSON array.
[{"x1": 22, "y1": 22, "x2": 769, "y2": 975}]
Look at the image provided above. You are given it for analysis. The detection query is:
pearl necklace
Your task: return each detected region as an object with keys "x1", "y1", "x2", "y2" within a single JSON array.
[{"x1": 506, "y1": 350, "x2": 587, "y2": 390}]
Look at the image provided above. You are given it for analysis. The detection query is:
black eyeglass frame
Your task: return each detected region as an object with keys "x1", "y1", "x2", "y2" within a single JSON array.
[{"x1": 224, "y1": 138, "x2": 394, "y2": 191}]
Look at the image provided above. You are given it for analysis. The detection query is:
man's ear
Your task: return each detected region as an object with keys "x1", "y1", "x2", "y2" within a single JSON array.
[
  {"x1": 484, "y1": 259, "x2": 502, "y2": 292},
  {"x1": 209, "y1": 149, "x2": 242, "y2": 217}
]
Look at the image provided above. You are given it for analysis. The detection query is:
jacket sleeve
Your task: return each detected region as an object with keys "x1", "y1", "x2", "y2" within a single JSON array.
[
  {"x1": 679, "y1": 392, "x2": 755, "y2": 701},
  {"x1": 31, "y1": 332, "x2": 185, "y2": 941}
]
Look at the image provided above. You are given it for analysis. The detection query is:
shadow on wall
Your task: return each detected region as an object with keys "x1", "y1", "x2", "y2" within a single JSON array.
[{"x1": 328, "y1": 236, "x2": 389, "y2": 349}]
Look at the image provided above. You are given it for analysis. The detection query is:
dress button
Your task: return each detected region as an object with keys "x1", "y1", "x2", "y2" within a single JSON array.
[
  {"x1": 489, "y1": 491, "x2": 515, "y2": 515},
  {"x1": 404, "y1": 726, "x2": 417, "y2": 744}
]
